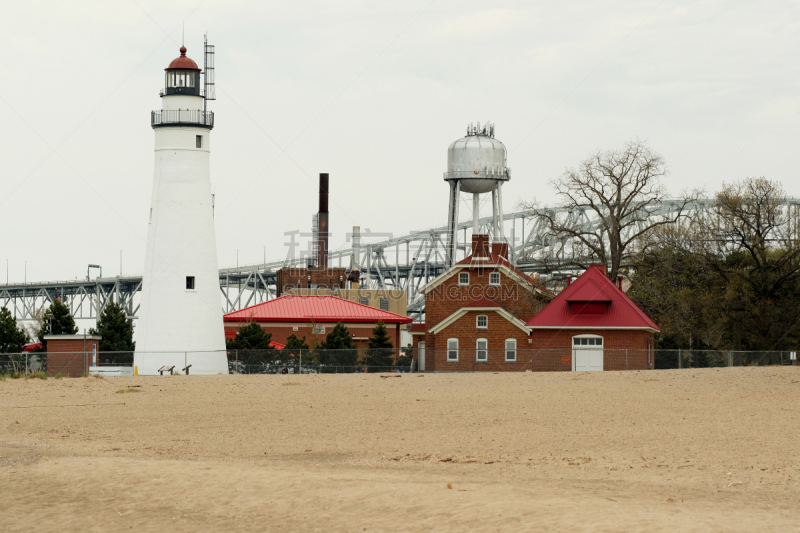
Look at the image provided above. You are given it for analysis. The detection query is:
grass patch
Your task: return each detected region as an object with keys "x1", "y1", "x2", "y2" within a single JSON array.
[
  {"x1": 115, "y1": 388, "x2": 141, "y2": 394},
  {"x1": 26, "y1": 371, "x2": 48, "y2": 380}
]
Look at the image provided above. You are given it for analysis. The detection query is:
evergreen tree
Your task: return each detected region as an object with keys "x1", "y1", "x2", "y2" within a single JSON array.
[
  {"x1": 226, "y1": 322, "x2": 275, "y2": 368},
  {"x1": 318, "y1": 322, "x2": 358, "y2": 366},
  {"x1": 89, "y1": 302, "x2": 135, "y2": 363},
  {"x1": 273, "y1": 333, "x2": 310, "y2": 363},
  {"x1": 285, "y1": 333, "x2": 309, "y2": 350},
  {"x1": 0, "y1": 307, "x2": 29, "y2": 353},
  {"x1": 364, "y1": 321, "x2": 394, "y2": 367},
  {"x1": 38, "y1": 299, "x2": 79, "y2": 349},
  {"x1": 396, "y1": 343, "x2": 414, "y2": 368},
  {"x1": 227, "y1": 322, "x2": 274, "y2": 349}
]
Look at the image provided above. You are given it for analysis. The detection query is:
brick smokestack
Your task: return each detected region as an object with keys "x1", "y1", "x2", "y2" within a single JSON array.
[{"x1": 318, "y1": 173, "x2": 329, "y2": 270}]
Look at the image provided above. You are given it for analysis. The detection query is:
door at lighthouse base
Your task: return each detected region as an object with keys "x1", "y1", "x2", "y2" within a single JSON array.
[{"x1": 572, "y1": 336, "x2": 603, "y2": 371}]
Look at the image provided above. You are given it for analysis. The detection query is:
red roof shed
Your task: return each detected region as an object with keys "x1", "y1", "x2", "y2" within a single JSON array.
[
  {"x1": 223, "y1": 295, "x2": 411, "y2": 350},
  {"x1": 223, "y1": 295, "x2": 412, "y2": 324},
  {"x1": 525, "y1": 265, "x2": 658, "y2": 331}
]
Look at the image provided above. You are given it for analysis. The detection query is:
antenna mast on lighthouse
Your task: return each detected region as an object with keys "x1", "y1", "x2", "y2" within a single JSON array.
[{"x1": 203, "y1": 33, "x2": 216, "y2": 114}]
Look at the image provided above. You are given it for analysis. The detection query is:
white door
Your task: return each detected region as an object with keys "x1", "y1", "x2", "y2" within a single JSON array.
[
  {"x1": 418, "y1": 342, "x2": 425, "y2": 371},
  {"x1": 572, "y1": 348, "x2": 603, "y2": 371}
]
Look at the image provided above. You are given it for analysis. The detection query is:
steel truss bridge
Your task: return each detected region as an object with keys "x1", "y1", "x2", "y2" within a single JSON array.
[{"x1": 4, "y1": 199, "x2": 797, "y2": 322}]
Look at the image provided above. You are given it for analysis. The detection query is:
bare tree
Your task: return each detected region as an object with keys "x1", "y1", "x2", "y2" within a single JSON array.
[
  {"x1": 710, "y1": 177, "x2": 800, "y2": 298},
  {"x1": 520, "y1": 140, "x2": 699, "y2": 280}
]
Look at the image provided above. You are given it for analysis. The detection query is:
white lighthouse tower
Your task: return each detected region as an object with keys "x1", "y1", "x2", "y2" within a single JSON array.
[{"x1": 133, "y1": 43, "x2": 228, "y2": 375}]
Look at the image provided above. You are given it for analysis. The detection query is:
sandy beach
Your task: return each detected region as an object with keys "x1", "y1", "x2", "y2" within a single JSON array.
[{"x1": 1, "y1": 367, "x2": 798, "y2": 532}]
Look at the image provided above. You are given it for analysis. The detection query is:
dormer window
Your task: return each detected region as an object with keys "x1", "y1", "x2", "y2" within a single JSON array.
[{"x1": 569, "y1": 301, "x2": 608, "y2": 314}]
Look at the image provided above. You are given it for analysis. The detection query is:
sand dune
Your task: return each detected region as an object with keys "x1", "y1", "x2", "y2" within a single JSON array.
[{"x1": 1, "y1": 367, "x2": 798, "y2": 531}]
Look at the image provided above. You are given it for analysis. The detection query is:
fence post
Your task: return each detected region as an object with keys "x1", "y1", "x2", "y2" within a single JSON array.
[
  {"x1": 299, "y1": 350, "x2": 302, "y2": 374},
  {"x1": 26, "y1": 353, "x2": 29, "y2": 374},
  {"x1": 678, "y1": 348, "x2": 682, "y2": 369}
]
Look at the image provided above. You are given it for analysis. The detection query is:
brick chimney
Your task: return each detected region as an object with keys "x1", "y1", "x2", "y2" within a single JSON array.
[
  {"x1": 471, "y1": 234, "x2": 490, "y2": 257},
  {"x1": 491, "y1": 242, "x2": 509, "y2": 259}
]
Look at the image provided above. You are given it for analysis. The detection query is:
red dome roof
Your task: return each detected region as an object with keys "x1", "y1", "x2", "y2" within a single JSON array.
[{"x1": 166, "y1": 46, "x2": 201, "y2": 71}]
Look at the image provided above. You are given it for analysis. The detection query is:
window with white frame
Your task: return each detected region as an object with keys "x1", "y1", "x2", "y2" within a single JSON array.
[
  {"x1": 458, "y1": 272, "x2": 469, "y2": 286},
  {"x1": 505, "y1": 339, "x2": 517, "y2": 361},
  {"x1": 476, "y1": 315, "x2": 488, "y2": 329},
  {"x1": 573, "y1": 337, "x2": 603, "y2": 346},
  {"x1": 447, "y1": 339, "x2": 459, "y2": 361},
  {"x1": 490, "y1": 272, "x2": 501, "y2": 285},
  {"x1": 476, "y1": 339, "x2": 488, "y2": 361}
]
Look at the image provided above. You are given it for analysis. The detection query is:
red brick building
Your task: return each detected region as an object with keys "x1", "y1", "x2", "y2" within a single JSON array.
[
  {"x1": 410, "y1": 234, "x2": 553, "y2": 371},
  {"x1": 43, "y1": 335, "x2": 102, "y2": 377},
  {"x1": 223, "y1": 295, "x2": 411, "y2": 349},
  {"x1": 525, "y1": 265, "x2": 659, "y2": 371}
]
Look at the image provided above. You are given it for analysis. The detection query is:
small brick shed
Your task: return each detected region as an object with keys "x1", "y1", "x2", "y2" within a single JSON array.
[
  {"x1": 43, "y1": 335, "x2": 102, "y2": 377},
  {"x1": 525, "y1": 265, "x2": 659, "y2": 371}
]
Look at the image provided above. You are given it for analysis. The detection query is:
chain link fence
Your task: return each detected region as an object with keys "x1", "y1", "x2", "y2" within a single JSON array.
[{"x1": 0, "y1": 348, "x2": 796, "y2": 376}]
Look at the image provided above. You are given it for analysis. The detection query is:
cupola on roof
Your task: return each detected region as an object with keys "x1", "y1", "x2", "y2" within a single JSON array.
[{"x1": 166, "y1": 46, "x2": 201, "y2": 71}]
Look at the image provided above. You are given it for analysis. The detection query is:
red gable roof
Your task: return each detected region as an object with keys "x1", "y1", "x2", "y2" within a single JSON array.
[
  {"x1": 223, "y1": 295, "x2": 412, "y2": 324},
  {"x1": 525, "y1": 266, "x2": 659, "y2": 331},
  {"x1": 565, "y1": 276, "x2": 614, "y2": 302}
]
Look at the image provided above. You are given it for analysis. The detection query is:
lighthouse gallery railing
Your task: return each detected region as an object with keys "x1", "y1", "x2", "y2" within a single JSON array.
[{"x1": 151, "y1": 110, "x2": 214, "y2": 128}]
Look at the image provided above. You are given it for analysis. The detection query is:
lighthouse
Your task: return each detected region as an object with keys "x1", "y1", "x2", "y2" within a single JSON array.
[{"x1": 133, "y1": 43, "x2": 228, "y2": 375}]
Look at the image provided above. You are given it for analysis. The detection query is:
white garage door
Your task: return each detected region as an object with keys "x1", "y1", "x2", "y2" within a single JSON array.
[{"x1": 573, "y1": 349, "x2": 603, "y2": 371}]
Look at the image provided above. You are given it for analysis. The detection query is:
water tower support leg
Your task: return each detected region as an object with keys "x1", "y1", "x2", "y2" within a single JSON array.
[
  {"x1": 497, "y1": 181, "x2": 505, "y2": 241},
  {"x1": 473, "y1": 193, "x2": 480, "y2": 234},
  {"x1": 491, "y1": 189, "x2": 499, "y2": 239},
  {"x1": 445, "y1": 181, "x2": 461, "y2": 268}
]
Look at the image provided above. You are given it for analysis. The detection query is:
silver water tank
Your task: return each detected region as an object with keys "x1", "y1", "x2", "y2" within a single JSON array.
[{"x1": 444, "y1": 121, "x2": 510, "y2": 194}]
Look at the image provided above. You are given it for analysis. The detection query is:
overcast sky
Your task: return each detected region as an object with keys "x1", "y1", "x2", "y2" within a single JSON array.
[{"x1": 1, "y1": 0, "x2": 798, "y2": 284}]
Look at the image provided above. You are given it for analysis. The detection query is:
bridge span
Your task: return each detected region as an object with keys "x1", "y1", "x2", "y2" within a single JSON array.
[{"x1": 3, "y1": 199, "x2": 775, "y2": 322}]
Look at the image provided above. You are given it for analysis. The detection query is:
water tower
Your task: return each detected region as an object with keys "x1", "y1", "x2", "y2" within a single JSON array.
[{"x1": 444, "y1": 121, "x2": 510, "y2": 267}]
